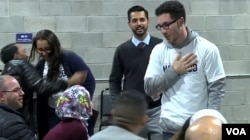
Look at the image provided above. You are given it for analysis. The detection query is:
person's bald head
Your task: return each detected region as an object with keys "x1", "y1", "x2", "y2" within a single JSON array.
[{"x1": 185, "y1": 116, "x2": 222, "y2": 140}]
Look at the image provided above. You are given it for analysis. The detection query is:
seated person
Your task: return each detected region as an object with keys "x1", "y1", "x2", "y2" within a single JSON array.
[
  {"x1": 90, "y1": 90, "x2": 147, "y2": 140},
  {"x1": 43, "y1": 85, "x2": 92, "y2": 140},
  {"x1": 171, "y1": 109, "x2": 227, "y2": 140},
  {"x1": 0, "y1": 75, "x2": 35, "y2": 140}
]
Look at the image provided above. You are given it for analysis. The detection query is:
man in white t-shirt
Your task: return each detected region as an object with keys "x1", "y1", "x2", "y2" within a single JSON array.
[{"x1": 144, "y1": 1, "x2": 226, "y2": 140}]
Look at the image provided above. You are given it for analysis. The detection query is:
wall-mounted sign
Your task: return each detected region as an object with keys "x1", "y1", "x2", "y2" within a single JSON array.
[{"x1": 16, "y1": 33, "x2": 33, "y2": 44}]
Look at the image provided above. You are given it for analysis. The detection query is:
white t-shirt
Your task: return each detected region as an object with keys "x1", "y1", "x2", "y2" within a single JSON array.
[
  {"x1": 43, "y1": 62, "x2": 68, "y2": 108},
  {"x1": 145, "y1": 36, "x2": 226, "y2": 131}
]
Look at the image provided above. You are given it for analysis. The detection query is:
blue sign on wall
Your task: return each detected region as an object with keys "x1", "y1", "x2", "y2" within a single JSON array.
[{"x1": 16, "y1": 33, "x2": 33, "y2": 44}]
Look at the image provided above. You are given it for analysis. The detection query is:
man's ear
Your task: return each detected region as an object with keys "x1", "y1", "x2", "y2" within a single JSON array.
[
  {"x1": 0, "y1": 93, "x2": 5, "y2": 102},
  {"x1": 128, "y1": 21, "x2": 132, "y2": 29},
  {"x1": 111, "y1": 109, "x2": 115, "y2": 116},
  {"x1": 141, "y1": 114, "x2": 148, "y2": 126},
  {"x1": 178, "y1": 17, "x2": 185, "y2": 26},
  {"x1": 13, "y1": 52, "x2": 19, "y2": 59}
]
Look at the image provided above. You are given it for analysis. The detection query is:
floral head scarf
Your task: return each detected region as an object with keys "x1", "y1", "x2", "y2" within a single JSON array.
[{"x1": 56, "y1": 85, "x2": 92, "y2": 126}]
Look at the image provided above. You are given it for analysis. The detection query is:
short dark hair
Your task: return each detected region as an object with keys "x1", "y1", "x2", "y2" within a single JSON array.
[
  {"x1": 1, "y1": 43, "x2": 18, "y2": 64},
  {"x1": 113, "y1": 90, "x2": 147, "y2": 124},
  {"x1": 155, "y1": 0, "x2": 186, "y2": 22},
  {"x1": 127, "y1": 5, "x2": 149, "y2": 22}
]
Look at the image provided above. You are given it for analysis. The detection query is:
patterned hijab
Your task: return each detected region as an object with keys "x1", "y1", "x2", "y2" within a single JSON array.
[{"x1": 56, "y1": 85, "x2": 92, "y2": 126}]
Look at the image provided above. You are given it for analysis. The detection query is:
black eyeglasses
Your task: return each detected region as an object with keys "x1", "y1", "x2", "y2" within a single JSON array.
[
  {"x1": 155, "y1": 18, "x2": 179, "y2": 31},
  {"x1": 37, "y1": 48, "x2": 51, "y2": 54},
  {"x1": 1, "y1": 87, "x2": 23, "y2": 93}
]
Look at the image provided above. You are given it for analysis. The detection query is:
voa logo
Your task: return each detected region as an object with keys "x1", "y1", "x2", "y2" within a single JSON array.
[
  {"x1": 226, "y1": 128, "x2": 246, "y2": 135},
  {"x1": 163, "y1": 64, "x2": 198, "y2": 72}
]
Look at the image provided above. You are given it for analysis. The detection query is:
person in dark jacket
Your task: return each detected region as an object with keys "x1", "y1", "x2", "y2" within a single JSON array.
[
  {"x1": 0, "y1": 75, "x2": 35, "y2": 140},
  {"x1": 0, "y1": 43, "x2": 87, "y2": 139},
  {"x1": 29, "y1": 29, "x2": 96, "y2": 138}
]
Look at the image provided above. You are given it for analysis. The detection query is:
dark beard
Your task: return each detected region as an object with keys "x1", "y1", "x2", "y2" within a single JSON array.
[{"x1": 132, "y1": 27, "x2": 146, "y2": 38}]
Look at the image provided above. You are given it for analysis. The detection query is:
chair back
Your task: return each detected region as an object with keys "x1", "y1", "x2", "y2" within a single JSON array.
[
  {"x1": 100, "y1": 88, "x2": 112, "y2": 117},
  {"x1": 99, "y1": 88, "x2": 113, "y2": 131}
]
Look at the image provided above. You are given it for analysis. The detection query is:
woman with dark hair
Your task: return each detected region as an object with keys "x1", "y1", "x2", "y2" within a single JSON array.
[
  {"x1": 29, "y1": 29, "x2": 96, "y2": 139},
  {"x1": 0, "y1": 42, "x2": 86, "y2": 138}
]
